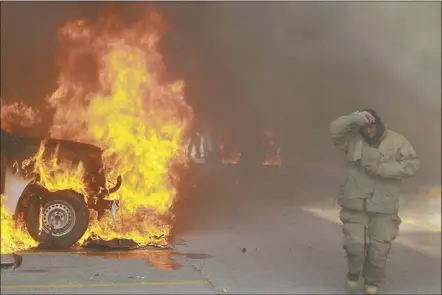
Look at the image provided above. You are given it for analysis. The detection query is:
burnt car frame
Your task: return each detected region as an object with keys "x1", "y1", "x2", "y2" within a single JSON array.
[{"x1": 0, "y1": 128, "x2": 122, "y2": 248}]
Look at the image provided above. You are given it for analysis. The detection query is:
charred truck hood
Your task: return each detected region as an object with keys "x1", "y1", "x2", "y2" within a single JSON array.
[
  {"x1": 1, "y1": 129, "x2": 102, "y2": 164},
  {"x1": 1, "y1": 128, "x2": 122, "y2": 212}
]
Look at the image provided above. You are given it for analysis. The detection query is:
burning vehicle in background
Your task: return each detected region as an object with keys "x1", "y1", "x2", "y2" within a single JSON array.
[
  {"x1": 186, "y1": 130, "x2": 216, "y2": 165},
  {"x1": 1, "y1": 128, "x2": 122, "y2": 248},
  {"x1": 185, "y1": 127, "x2": 282, "y2": 167}
]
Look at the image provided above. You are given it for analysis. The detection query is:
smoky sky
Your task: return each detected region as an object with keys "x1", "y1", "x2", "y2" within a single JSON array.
[{"x1": 1, "y1": 2, "x2": 441, "y2": 185}]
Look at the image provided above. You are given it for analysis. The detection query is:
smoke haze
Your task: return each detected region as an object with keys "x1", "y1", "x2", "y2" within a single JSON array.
[{"x1": 1, "y1": 2, "x2": 440, "y2": 186}]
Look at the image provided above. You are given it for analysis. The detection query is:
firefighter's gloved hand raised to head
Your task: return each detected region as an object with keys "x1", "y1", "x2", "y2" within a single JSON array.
[{"x1": 357, "y1": 111, "x2": 376, "y2": 124}]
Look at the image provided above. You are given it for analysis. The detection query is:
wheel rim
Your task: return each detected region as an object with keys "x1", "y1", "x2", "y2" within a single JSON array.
[{"x1": 42, "y1": 201, "x2": 76, "y2": 237}]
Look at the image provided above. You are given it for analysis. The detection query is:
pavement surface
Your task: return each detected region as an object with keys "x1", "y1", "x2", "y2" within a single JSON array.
[{"x1": 1, "y1": 165, "x2": 441, "y2": 294}]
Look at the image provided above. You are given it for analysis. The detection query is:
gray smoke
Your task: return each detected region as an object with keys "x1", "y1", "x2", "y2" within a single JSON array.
[
  {"x1": 157, "y1": 2, "x2": 441, "y2": 186},
  {"x1": 1, "y1": 2, "x2": 440, "y2": 186}
]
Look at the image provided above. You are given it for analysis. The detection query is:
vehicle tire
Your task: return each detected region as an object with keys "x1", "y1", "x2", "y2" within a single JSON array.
[{"x1": 25, "y1": 190, "x2": 89, "y2": 248}]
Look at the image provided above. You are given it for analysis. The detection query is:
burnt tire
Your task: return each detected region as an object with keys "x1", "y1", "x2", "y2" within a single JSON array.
[{"x1": 25, "y1": 190, "x2": 89, "y2": 248}]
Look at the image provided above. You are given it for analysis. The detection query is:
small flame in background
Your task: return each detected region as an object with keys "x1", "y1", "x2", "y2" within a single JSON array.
[
  {"x1": 220, "y1": 143, "x2": 242, "y2": 165},
  {"x1": 0, "y1": 10, "x2": 194, "y2": 254},
  {"x1": 262, "y1": 131, "x2": 282, "y2": 166},
  {"x1": 219, "y1": 131, "x2": 282, "y2": 166}
]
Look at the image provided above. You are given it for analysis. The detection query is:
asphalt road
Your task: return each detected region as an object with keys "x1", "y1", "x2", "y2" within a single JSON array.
[{"x1": 1, "y1": 166, "x2": 441, "y2": 294}]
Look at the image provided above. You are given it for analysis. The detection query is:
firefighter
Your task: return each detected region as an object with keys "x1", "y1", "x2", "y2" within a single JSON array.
[{"x1": 329, "y1": 109, "x2": 419, "y2": 294}]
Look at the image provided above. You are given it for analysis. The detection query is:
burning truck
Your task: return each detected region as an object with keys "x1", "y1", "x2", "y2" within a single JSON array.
[
  {"x1": 1, "y1": 127, "x2": 122, "y2": 248},
  {"x1": 1, "y1": 10, "x2": 195, "y2": 254}
]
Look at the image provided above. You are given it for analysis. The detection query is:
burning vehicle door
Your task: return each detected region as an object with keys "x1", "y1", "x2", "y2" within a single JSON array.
[
  {"x1": 2, "y1": 166, "x2": 35, "y2": 215},
  {"x1": 1, "y1": 129, "x2": 36, "y2": 214}
]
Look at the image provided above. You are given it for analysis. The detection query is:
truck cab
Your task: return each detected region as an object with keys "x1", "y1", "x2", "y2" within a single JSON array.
[{"x1": 1, "y1": 128, "x2": 122, "y2": 248}]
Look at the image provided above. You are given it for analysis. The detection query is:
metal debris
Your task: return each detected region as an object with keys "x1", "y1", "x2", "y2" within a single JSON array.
[
  {"x1": 37, "y1": 225, "x2": 54, "y2": 249},
  {"x1": 83, "y1": 237, "x2": 140, "y2": 250},
  {"x1": 1, "y1": 254, "x2": 23, "y2": 269},
  {"x1": 82, "y1": 235, "x2": 174, "y2": 251}
]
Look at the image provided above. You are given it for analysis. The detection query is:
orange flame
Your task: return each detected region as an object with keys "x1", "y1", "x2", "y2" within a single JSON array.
[
  {"x1": 1, "y1": 195, "x2": 39, "y2": 255},
  {"x1": 218, "y1": 131, "x2": 282, "y2": 166},
  {"x1": 0, "y1": 11, "x2": 193, "y2": 251},
  {"x1": 220, "y1": 143, "x2": 242, "y2": 165},
  {"x1": 46, "y1": 11, "x2": 193, "y2": 247},
  {"x1": 0, "y1": 101, "x2": 40, "y2": 133}
]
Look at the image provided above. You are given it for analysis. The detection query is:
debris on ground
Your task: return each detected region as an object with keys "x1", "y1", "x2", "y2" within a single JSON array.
[
  {"x1": 1, "y1": 254, "x2": 23, "y2": 269},
  {"x1": 82, "y1": 236, "x2": 174, "y2": 251},
  {"x1": 36, "y1": 225, "x2": 54, "y2": 249},
  {"x1": 83, "y1": 237, "x2": 140, "y2": 250},
  {"x1": 88, "y1": 273, "x2": 100, "y2": 280},
  {"x1": 129, "y1": 275, "x2": 145, "y2": 279},
  {"x1": 138, "y1": 243, "x2": 174, "y2": 250}
]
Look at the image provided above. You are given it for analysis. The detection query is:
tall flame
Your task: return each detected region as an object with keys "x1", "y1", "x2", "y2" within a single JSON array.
[{"x1": 46, "y1": 12, "x2": 193, "y2": 246}]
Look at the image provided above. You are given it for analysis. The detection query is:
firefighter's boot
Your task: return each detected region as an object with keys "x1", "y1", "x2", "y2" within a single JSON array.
[
  {"x1": 364, "y1": 284, "x2": 379, "y2": 295},
  {"x1": 345, "y1": 272, "x2": 360, "y2": 293}
]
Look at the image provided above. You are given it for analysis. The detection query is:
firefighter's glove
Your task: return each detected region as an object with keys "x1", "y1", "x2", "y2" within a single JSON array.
[{"x1": 358, "y1": 111, "x2": 376, "y2": 124}]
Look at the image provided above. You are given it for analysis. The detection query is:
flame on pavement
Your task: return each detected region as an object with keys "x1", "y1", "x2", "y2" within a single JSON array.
[{"x1": 1, "y1": 196, "x2": 38, "y2": 255}]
